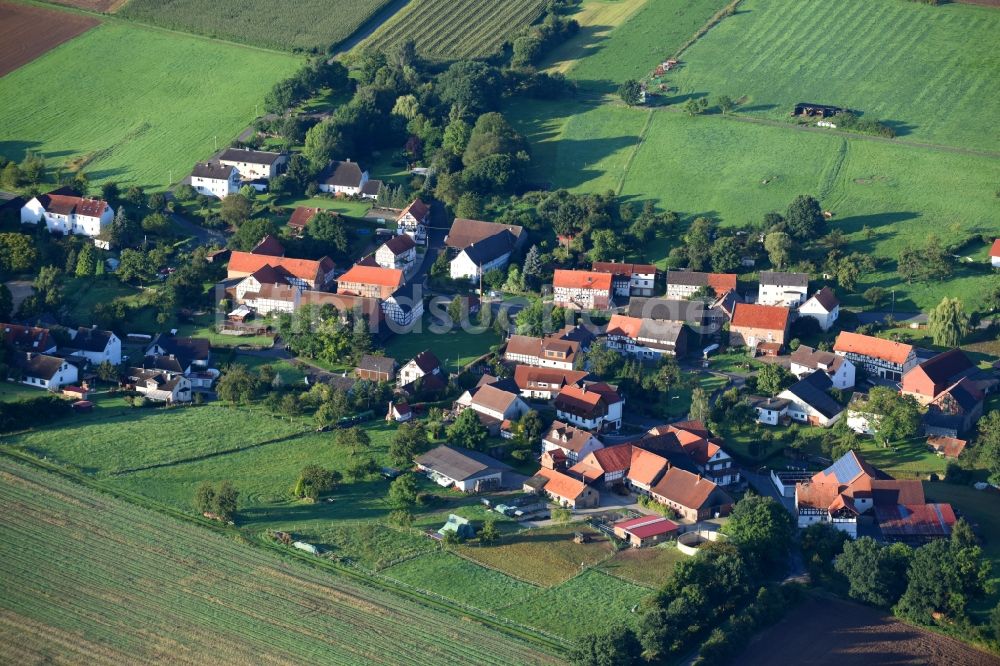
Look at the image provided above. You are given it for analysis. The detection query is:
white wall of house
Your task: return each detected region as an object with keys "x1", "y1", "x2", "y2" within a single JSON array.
[
  {"x1": 758, "y1": 283, "x2": 808, "y2": 307},
  {"x1": 450, "y1": 250, "x2": 510, "y2": 281},
  {"x1": 777, "y1": 390, "x2": 841, "y2": 427},
  {"x1": 755, "y1": 405, "x2": 786, "y2": 425},
  {"x1": 790, "y1": 359, "x2": 855, "y2": 390},
  {"x1": 382, "y1": 298, "x2": 423, "y2": 328},
  {"x1": 504, "y1": 351, "x2": 575, "y2": 371},
  {"x1": 21, "y1": 198, "x2": 114, "y2": 238},
  {"x1": 193, "y1": 171, "x2": 239, "y2": 199},
  {"x1": 220, "y1": 155, "x2": 286, "y2": 181},
  {"x1": 798, "y1": 300, "x2": 839, "y2": 331},
  {"x1": 319, "y1": 171, "x2": 368, "y2": 195},
  {"x1": 69, "y1": 333, "x2": 122, "y2": 366},
  {"x1": 556, "y1": 409, "x2": 600, "y2": 430},
  {"x1": 376, "y1": 245, "x2": 416, "y2": 271},
  {"x1": 21, "y1": 362, "x2": 78, "y2": 390}
]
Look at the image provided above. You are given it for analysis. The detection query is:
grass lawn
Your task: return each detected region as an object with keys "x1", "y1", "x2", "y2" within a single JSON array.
[
  {"x1": 105, "y1": 420, "x2": 398, "y2": 513},
  {"x1": 175, "y1": 313, "x2": 275, "y2": 349},
  {"x1": 119, "y1": 0, "x2": 394, "y2": 51},
  {"x1": 669, "y1": 0, "x2": 1000, "y2": 151},
  {"x1": 921, "y1": 482, "x2": 1000, "y2": 618},
  {"x1": 0, "y1": 23, "x2": 300, "y2": 190},
  {"x1": 2, "y1": 404, "x2": 310, "y2": 475},
  {"x1": 499, "y1": 569, "x2": 650, "y2": 640},
  {"x1": 556, "y1": 0, "x2": 730, "y2": 92},
  {"x1": 0, "y1": 382, "x2": 49, "y2": 403},
  {"x1": 381, "y1": 550, "x2": 540, "y2": 611},
  {"x1": 457, "y1": 523, "x2": 617, "y2": 587},
  {"x1": 597, "y1": 542, "x2": 688, "y2": 588},
  {"x1": 273, "y1": 195, "x2": 374, "y2": 218},
  {"x1": 289, "y1": 521, "x2": 438, "y2": 570},
  {"x1": 383, "y1": 315, "x2": 501, "y2": 373},
  {"x1": 854, "y1": 437, "x2": 949, "y2": 479}
]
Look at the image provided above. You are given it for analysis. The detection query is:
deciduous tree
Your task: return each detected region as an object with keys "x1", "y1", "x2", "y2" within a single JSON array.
[{"x1": 928, "y1": 297, "x2": 969, "y2": 347}]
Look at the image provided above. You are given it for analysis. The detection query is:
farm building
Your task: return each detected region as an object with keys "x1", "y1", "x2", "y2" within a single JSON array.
[
  {"x1": 664, "y1": 271, "x2": 736, "y2": 300},
  {"x1": 62, "y1": 326, "x2": 122, "y2": 366},
  {"x1": 797, "y1": 287, "x2": 839, "y2": 331},
  {"x1": 604, "y1": 314, "x2": 687, "y2": 360},
  {"x1": 525, "y1": 467, "x2": 599, "y2": 509},
  {"x1": 15, "y1": 352, "x2": 78, "y2": 389},
  {"x1": 793, "y1": 103, "x2": 847, "y2": 118},
  {"x1": 777, "y1": 371, "x2": 845, "y2": 427},
  {"x1": 833, "y1": 332, "x2": 916, "y2": 382},
  {"x1": 375, "y1": 234, "x2": 417, "y2": 273},
  {"x1": 355, "y1": 354, "x2": 397, "y2": 383},
  {"x1": 729, "y1": 303, "x2": 791, "y2": 351},
  {"x1": 644, "y1": 421, "x2": 741, "y2": 487},
  {"x1": 927, "y1": 436, "x2": 967, "y2": 459},
  {"x1": 552, "y1": 270, "x2": 614, "y2": 310},
  {"x1": 415, "y1": 445, "x2": 512, "y2": 493},
  {"x1": 513, "y1": 366, "x2": 589, "y2": 400},
  {"x1": 438, "y1": 514, "x2": 476, "y2": 539},
  {"x1": 901, "y1": 349, "x2": 982, "y2": 406},
  {"x1": 450, "y1": 230, "x2": 519, "y2": 282},
  {"x1": 287, "y1": 207, "x2": 324, "y2": 236},
  {"x1": 397, "y1": 349, "x2": 445, "y2": 390},
  {"x1": 613, "y1": 515, "x2": 679, "y2": 548},
  {"x1": 336, "y1": 264, "x2": 404, "y2": 299},
  {"x1": 318, "y1": 160, "x2": 369, "y2": 196},
  {"x1": 648, "y1": 467, "x2": 733, "y2": 522},
  {"x1": 554, "y1": 382, "x2": 624, "y2": 432},
  {"x1": 454, "y1": 382, "x2": 529, "y2": 436},
  {"x1": 504, "y1": 332, "x2": 581, "y2": 371},
  {"x1": 542, "y1": 421, "x2": 603, "y2": 464}
]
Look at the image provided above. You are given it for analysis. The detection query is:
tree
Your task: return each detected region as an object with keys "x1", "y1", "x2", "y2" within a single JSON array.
[
  {"x1": 388, "y1": 473, "x2": 420, "y2": 509},
  {"x1": 800, "y1": 522, "x2": 848, "y2": 579},
  {"x1": 834, "y1": 537, "x2": 912, "y2": 608},
  {"x1": 863, "y1": 286, "x2": 887, "y2": 308},
  {"x1": 764, "y1": 231, "x2": 792, "y2": 270},
  {"x1": 219, "y1": 194, "x2": 252, "y2": 227},
  {"x1": 689, "y1": 387, "x2": 710, "y2": 423},
  {"x1": 194, "y1": 482, "x2": 216, "y2": 515},
  {"x1": 589, "y1": 229, "x2": 627, "y2": 262},
  {"x1": 785, "y1": 195, "x2": 825, "y2": 239},
  {"x1": 437, "y1": 61, "x2": 502, "y2": 115},
  {"x1": 294, "y1": 465, "x2": 341, "y2": 500},
  {"x1": 570, "y1": 625, "x2": 643, "y2": 666},
  {"x1": 315, "y1": 389, "x2": 350, "y2": 426},
  {"x1": 95, "y1": 360, "x2": 119, "y2": 384},
  {"x1": 108, "y1": 208, "x2": 139, "y2": 248},
  {"x1": 723, "y1": 494, "x2": 795, "y2": 576},
  {"x1": 20, "y1": 152, "x2": 45, "y2": 184},
  {"x1": 337, "y1": 426, "x2": 371, "y2": 454},
  {"x1": 895, "y1": 521, "x2": 990, "y2": 623},
  {"x1": 683, "y1": 97, "x2": 708, "y2": 116},
  {"x1": 0, "y1": 284, "x2": 11, "y2": 321},
  {"x1": 141, "y1": 212, "x2": 171, "y2": 235},
  {"x1": 74, "y1": 244, "x2": 96, "y2": 277},
  {"x1": 390, "y1": 421, "x2": 429, "y2": 467},
  {"x1": 1, "y1": 161, "x2": 21, "y2": 189},
  {"x1": 0, "y1": 233, "x2": 39, "y2": 274},
  {"x1": 710, "y1": 236, "x2": 741, "y2": 273},
  {"x1": 522, "y1": 245, "x2": 542, "y2": 283},
  {"x1": 866, "y1": 386, "x2": 921, "y2": 447},
  {"x1": 345, "y1": 454, "x2": 377, "y2": 482},
  {"x1": 214, "y1": 481, "x2": 239, "y2": 522},
  {"x1": 447, "y1": 408, "x2": 488, "y2": 450},
  {"x1": 33, "y1": 265, "x2": 63, "y2": 308},
  {"x1": 117, "y1": 249, "x2": 154, "y2": 284},
  {"x1": 448, "y1": 295, "x2": 464, "y2": 326},
  {"x1": 928, "y1": 297, "x2": 969, "y2": 347},
  {"x1": 684, "y1": 216, "x2": 714, "y2": 271},
  {"x1": 716, "y1": 95, "x2": 736, "y2": 115},
  {"x1": 215, "y1": 364, "x2": 261, "y2": 404},
  {"x1": 516, "y1": 410, "x2": 544, "y2": 448},
  {"x1": 479, "y1": 518, "x2": 500, "y2": 546},
  {"x1": 551, "y1": 507, "x2": 572, "y2": 523},
  {"x1": 975, "y1": 410, "x2": 1000, "y2": 485},
  {"x1": 755, "y1": 363, "x2": 792, "y2": 396},
  {"x1": 618, "y1": 79, "x2": 643, "y2": 106},
  {"x1": 586, "y1": 342, "x2": 622, "y2": 377}
]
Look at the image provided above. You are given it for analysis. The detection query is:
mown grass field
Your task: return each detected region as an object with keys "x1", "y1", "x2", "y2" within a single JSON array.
[
  {"x1": 2, "y1": 404, "x2": 310, "y2": 475},
  {"x1": 457, "y1": 524, "x2": 617, "y2": 586},
  {"x1": 119, "y1": 0, "x2": 394, "y2": 51},
  {"x1": 0, "y1": 23, "x2": 299, "y2": 189},
  {"x1": 554, "y1": 0, "x2": 728, "y2": 91},
  {"x1": 499, "y1": 569, "x2": 650, "y2": 640},
  {"x1": 0, "y1": 458, "x2": 562, "y2": 664},
  {"x1": 362, "y1": 0, "x2": 546, "y2": 61},
  {"x1": 853, "y1": 437, "x2": 949, "y2": 480},
  {"x1": 598, "y1": 543, "x2": 687, "y2": 588},
  {"x1": 669, "y1": 0, "x2": 1000, "y2": 151},
  {"x1": 384, "y1": 315, "x2": 502, "y2": 371}
]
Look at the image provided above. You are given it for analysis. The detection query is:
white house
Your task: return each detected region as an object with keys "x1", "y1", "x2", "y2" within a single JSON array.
[
  {"x1": 758, "y1": 271, "x2": 809, "y2": 307},
  {"x1": 191, "y1": 162, "x2": 240, "y2": 199},
  {"x1": 504, "y1": 334, "x2": 580, "y2": 371},
  {"x1": 554, "y1": 382, "x2": 624, "y2": 432},
  {"x1": 591, "y1": 262, "x2": 658, "y2": 297},
  {"x1": 798, "y1": 286, "x2": 840, "y2": 331},
  {"x1": 397, "y1": 350, "x2": 444, "y2": 389},
  {"x1": 381, "y1": 283, "x2": 424, "y2": 328},
  {"x1": 318, "y1": 160, "x2": 368, "y2": 195},
  {"x1": 397, "y1": 198, "x2": 430, "y2": 245},
  {"x1": 604, "y1": 314, "x2": 687, "y2": 360},
  {"x1": 21, "y1": 193, "x2": 114, "y2": 238},
  {"x1": 749, "y1": 396, "x2": 792, "y2": 426},
  {"x1": 455, "y1": 383, "x2": 529, "y2": 429},
  {"x1": 789, "y1": 345, "x2": 855, "y2": 390},
  {"x1": 63, "y1": 327, "x2": 122, "y2": 366},
  {"x1": 128, "y1": 367, "x2": 192, "y2": 403},
  {"x1": 16, "y1": 353, "x2": 78, "y2": 390},
  {"x1": 218, "y1": 148, "x2": 287, "y2": 181},
  {"x1": 415, "y1": 445, "x2": 510, "y2": 493},
  {"x1": 450, "y1": 230, "x2": 517, "y2": 281},
  {"x1": 542, "y1": 421, "x2": 604, "y2": 464},
  {"x1": 834, "y1": 331, "x2": 916, "y2": 382},
  {"x1": 375, "y1": 234, "x2": 417, "y2": 273},
  {"x1": 777, "y1": 371, "x2": 844, "y2": 427}
]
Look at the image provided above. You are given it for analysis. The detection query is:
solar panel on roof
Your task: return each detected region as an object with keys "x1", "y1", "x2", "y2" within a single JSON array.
[{"x1": 828, "y1": 452, "x2": 861, "y2": 483}]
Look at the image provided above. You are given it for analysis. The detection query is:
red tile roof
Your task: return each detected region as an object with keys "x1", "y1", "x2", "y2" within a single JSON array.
[
  {"x1": 555, "y1": 384, "x2": 607, "y2": 419},
  {"x1": 228, "y1": 252, "x2": 333, "y2": 283},
  {"x1": 553, "y1": 269, "x2": 613, "y2": 291},
  {"x1": 338, "y1": 264, "x2": 404, "y2": 289},
  {"x1": 591, "y1": 262, "x2": 657, "y2": 276},
  {"x1": 381, "y1": 234, "x2": 416, "y2": 255},
  {"x1": 615, "y1": 515, "x2": 679, "y2": 539},
  {"x1": 606, "y1": 314, "x2": 643, "y2": 338},
  {"x1": 731, "y1": 303, "x2": 790, "y2": 332},
  {"x1": 37, "y1": 193, "x2": 109, "y2": 218},
  {"x1": 834, "y1": 332, "x2": 914, "y2": 365},
  {"x1": 287, "y1": 206, "x2": 324, "y2": 230},
  {"x1": 627, "y1": 448, "x2": 668, "y2": 487},
  {"x1": 927, "y1": 436, "x2": 967, "y2": 459},
  {"x1": 650, "y1": 467, "x2": 721, "y2": 510},
  {"x1": 991, "y1": 239, "x2": 1000, "y2": 258},
  {"x1": 400, "y1": 198, "x2": 430, "y2": 222},
  {"x1": 535, "y1": 467, "x2": 589, "y2": 501},
  {"x1": 251, "y1": 234, "x2": 285, "y2": 257},
  {"x1": 513, "y1": 366, "x2": 588, "y2": 392},
  {"x1": 580, "y1": 444, "x2": 633, "y2": 475}
]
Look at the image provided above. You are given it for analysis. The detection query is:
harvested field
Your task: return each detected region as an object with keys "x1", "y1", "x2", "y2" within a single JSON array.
[
  {"x1": 43, "y1": 0, "x2": 127, "y2": 12},
  {"x1": 0, "y1": 458, "x2": 563, "y2": 664},
  {"x1": 597, "y1": 543, "x2": 687, "y2": 588},
  {"x1": 737, "y1": 597, "x2": 1000, "y2": 665},
  {"x1": 0, "y1": 2, "x2": 98, "y2": 77}
]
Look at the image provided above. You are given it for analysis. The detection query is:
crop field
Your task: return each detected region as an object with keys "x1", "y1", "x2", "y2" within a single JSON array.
[
  {"x1": 42, "y1": 0, "x2": 126, "y2": 11},
  {"x1": 554, "y1": 0, "x2": 729, "y2": 92},
  {"x1": 0, "y1": 23, "x2": 299, "y2": 189},
  {"x1": 668, "y1": 0, "x2": 1000, "y2": 151},
  {"x1": 500, "y1": 570, "x2": 650, "y2": 640},
  {"x1": 0, "y1": 2, "x2": 99, "y2": 77},
  {"x1": 363, "y1": 0, "x2": 547, "y2": 61},
  {"x1": 457, "y1": 524, "x2": 616, "y2": 586},
  {"x1": 382, "y1": 550, "x2": 540, "y2": 611},
  {"x1": 2, "y1": 404, "x2": 310, "y2": 475},
  {"x1": 119, "y1": 0, "x2": 394, "y2": 52},
  {"x1": 598, "y1": 543, "x2": 687, "y2": 588},
  {"x1": 737, "y1": 597, "x2": 1000, "y2": 666},
  {"x1": 0, "y1": 458, "x2": 561, "y2": 665}
]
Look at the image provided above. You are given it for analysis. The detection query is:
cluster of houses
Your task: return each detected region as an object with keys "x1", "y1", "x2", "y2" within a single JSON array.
[
  {"x1": 0, "y1": 321, "x2": 214, "y2": 405},
  {"x1": 744, "y1": 330, "x2": 995, "y2": 441}
]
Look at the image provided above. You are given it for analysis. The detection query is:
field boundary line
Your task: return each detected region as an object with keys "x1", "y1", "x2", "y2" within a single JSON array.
[
  {"x1": 448, "y1": 547, "x2": 548, "y2": 587},
  {"x1": 671, "y1": 0, "x2": 744, "y2": 61},
  {"x1": 0, "y1": 447, "x2": 570, "y2": 655},
  {"x1": 616, "y1": 109, "x2": 654, "y2": 195}
]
